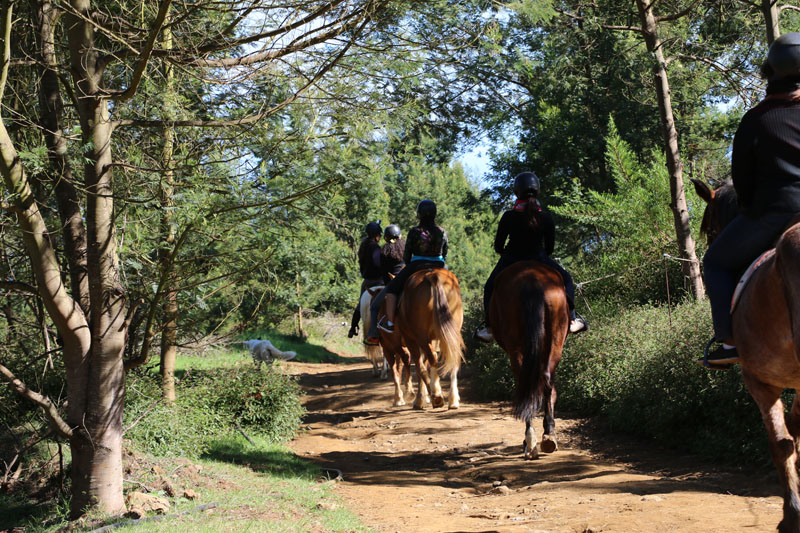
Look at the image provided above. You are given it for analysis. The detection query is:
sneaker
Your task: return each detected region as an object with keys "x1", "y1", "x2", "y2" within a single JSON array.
[
  {"x1": 364, "y1": 337, "x2": 380, "y2": 346},
  {"x1": 474, "y1": 327, "x2": 494, "y2": 343},
  {"x1": 347, "y1": 325, "x2": 358, "y2": 338},
  {"x1": 378, "y1": 318, "x2": 395, "y2": 334},
  {"x1": 569, "y1": 317, "x2": 589, "y2": 334},
  {"x1": 697, "y1": 344, "x2": 739, "y2": 367}
]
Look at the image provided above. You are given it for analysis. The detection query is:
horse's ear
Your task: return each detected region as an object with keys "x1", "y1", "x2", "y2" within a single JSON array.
[{"x1": 690, "y1": 178, "x2": 714, "y2": 204}]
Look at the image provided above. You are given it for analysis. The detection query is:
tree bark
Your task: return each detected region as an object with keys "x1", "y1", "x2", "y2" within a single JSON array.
[
  {"x1": 64, "y1": 0, "x2": 127, "y2": 517},
  {"x1": 636, "y1": 0, "x2": 705, "y2": 300},
  {"x1": 762, "y1": 0, "x2": 780, "y2": 45},
  {"x1": 158, "y1": 16, "x2": 178, "y2": 405}
]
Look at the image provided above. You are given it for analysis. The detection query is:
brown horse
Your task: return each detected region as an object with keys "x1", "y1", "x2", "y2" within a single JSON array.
[
  {"x1": 489, "y1": 260, "x2": 570, "y2": 459},
  {"x1": 382, "y1": 268, "x2": 464, "y2": 409},
  {"x1": 694, "y1": 179, "x2": 800, "y2": 533}
]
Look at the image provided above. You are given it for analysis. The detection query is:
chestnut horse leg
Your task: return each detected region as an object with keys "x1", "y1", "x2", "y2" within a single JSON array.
[
  {"x1": 523, "y1": 419, "x2": 539, "y2": 460},
  {"x1": 425, "y1": 342, "x2": 446, "y2": 409},
  {"x1": 448, "y1": 366, "x2": 460, "y2": 409},
  {"x1": 541, "y1": 373, "x2": 558, "y2": 453},
  {"x1": 742, "y1": 372, "x2": 800, "y2": 533},
  {"x1": 410, "y1": 345, "x2": 432, "y2": 410}
]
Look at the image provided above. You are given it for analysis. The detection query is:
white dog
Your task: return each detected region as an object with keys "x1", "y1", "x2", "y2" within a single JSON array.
[{"x1": 242, "y1": 339, "x2": 296, "y2": 369}]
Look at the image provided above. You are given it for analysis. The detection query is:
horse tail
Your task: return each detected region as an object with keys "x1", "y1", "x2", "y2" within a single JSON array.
[
  {"x1": 513, "y1": 282, "x2": 547, "y2": 422},
  {"x1": 360, "y1": 289, "x2": 382, "y2": 365},
  {"x1": 776, "y1": 224, "x2": 800, "y2": 358},
  {"x1": 430, "y1": 273, "x2": 464, "y2": 376}
]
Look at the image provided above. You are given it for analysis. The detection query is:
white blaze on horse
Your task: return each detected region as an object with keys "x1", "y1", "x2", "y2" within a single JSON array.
[
  {"x1": 360, "y1": 287, "x2": 389, "y2": 379},
  {"x1": 242, "y1": 339, "x2": 296, "y2": 370}
]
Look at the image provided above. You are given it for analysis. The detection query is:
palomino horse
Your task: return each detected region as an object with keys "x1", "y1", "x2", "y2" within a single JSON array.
[
  {"x1": 383, "y1": 268, "x2": 464, "y2": 409},
  {"x1": 489, "y1": 261, "x2": 569, "y2": 459},
  {"x1": 359, "y1": 287, "x2": 388, "y2": 380},
  {"x1": 694, "y1": 179, "x2": 800, "y2": 533}
]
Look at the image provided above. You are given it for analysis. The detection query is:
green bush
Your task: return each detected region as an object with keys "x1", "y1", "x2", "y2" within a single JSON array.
[
  {"x1": 211, "y1": 369, "x2": 305, "y2": 442},
  {"x1": 468, "y1": 298, "x2": 773, "y2": 464},
  {"x1": 124, "y1": 365, "x2": 305, "y2": 458}
]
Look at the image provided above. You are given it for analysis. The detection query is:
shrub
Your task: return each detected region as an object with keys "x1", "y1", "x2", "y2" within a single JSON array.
[
  {"x1": 468, "y1": 298, "x2": 773, "y2": 464},
  {"x1": 124, "y1": 365, "x2": 305, "y2": 457}
]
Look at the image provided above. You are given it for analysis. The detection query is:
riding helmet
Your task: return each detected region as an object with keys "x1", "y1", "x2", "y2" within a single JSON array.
[
  {"x1": 767, "y1": 32, "x2": 800, "y2": 80},
  {"x1": 513, "y1": 171, "x2": 540, "y2": 199},
  {"x1": 365, "y1": 221, "x2": 382, "y2": 238},
  {"x1": 384, "y1": 224, "x2": 401, "y2": 241},
  {"x1": 416, "y1": 199, "x2": 437, "y2": 220}
]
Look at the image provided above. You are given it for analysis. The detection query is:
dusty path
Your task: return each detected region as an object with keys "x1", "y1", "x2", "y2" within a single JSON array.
[{"x1": 288, "y1": 355, "x2": 783, "y2": 532}]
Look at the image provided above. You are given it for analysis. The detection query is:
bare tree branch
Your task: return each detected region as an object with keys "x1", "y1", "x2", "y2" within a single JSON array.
[{"x1": 0, "y1": 362, "x2": 73, "y2": 438}]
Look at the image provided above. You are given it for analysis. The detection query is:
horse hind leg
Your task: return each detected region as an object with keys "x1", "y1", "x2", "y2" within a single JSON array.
[
  {"x1": 448, "y1": 367, "x2": 460, "y2": 409},
  {"x1": 540, "y1": 375, "x2": 558, "y2": 453},
  {"x1": 412, "y1": 349, "x2": 432, "y2": 410},
  {"x1": 744, "y1": 374, "x2": 800, "y2": 532},
  {"x1": 426, "y1": 344, "x2": 446, "y2": 409},
  {"x1": 523, "y1": 419, "x2": 539, "y2": 460}
]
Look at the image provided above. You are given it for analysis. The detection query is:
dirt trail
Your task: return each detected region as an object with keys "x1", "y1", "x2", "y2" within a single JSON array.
[{"x1": 288, "y1": 355, "x2": 783, "y2": 532}]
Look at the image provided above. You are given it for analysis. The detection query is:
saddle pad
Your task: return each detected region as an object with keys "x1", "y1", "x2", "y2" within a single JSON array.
[{"x1": 731, "y1": 248, "x2": 776, "y2": 312}]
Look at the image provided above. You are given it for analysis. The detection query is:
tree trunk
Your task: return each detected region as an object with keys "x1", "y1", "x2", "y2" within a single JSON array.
[
  {"x1": 636, "y1": 0, "x2": 705, "y2": 300},
  {"x1": 64, "y1": 0, "x2": 127, "y2": 516},
  {"x1": 33, "y1": 0, "x2": 89, "y2": 314},
  {"x1": 762, "y1": 0, "x2": 780, "y2": 45},
  {"x1": 158, "y1": 16, "x2": 178, "y2": 404}
]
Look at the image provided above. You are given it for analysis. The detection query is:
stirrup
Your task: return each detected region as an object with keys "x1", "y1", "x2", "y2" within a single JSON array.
[
  {"x1": 474, "y1": 327, "x2": 494, "y2": 343},
  {"x1": 697, "y1": 338, "x2": 736, "y2": 369},
  {"x1": 378, "y1": 319, "x2": 394, "y2": 334}
]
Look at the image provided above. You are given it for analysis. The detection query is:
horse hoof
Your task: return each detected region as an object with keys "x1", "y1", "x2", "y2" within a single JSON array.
[
  {"x1": 523, "y1": 441, "x2": 539, "y2": 460},
  {"x1": 541, "y1": 436, "x2": 557, "y2": 454},
  {"x1": 432, "y1": 396, "x2": 445, "y2": 408},
  {"x1": 393, "y1": 400, "x2": 406, "y2": 407},
  {"x1": 448, "y1": 402, "x2": 460, "y2": 410},
  {"x1": 413, "y1": 402, "x2": 425, "y2": 410}
]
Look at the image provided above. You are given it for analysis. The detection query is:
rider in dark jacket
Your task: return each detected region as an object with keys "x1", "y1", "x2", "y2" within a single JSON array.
[
  {"x1": 700, "y1": 32, "x2": 800, "y2": 366},
  {"x1": 365, "y1": 200, "x2": 447, "y2": 343},
  {"x1": 348, "y1": 221, "x2": 382, "y2": 338},
  {"x1": 380, "y1": 224, "x2": 406, "y2": 283},
  {"x1": 475, "y1": 172, "x2": 587, "y2": 342}
]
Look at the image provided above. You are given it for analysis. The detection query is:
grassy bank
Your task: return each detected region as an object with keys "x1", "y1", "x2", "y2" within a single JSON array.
[{"x1": 2, "y1": 328, "x2": 367, "y2": 532}]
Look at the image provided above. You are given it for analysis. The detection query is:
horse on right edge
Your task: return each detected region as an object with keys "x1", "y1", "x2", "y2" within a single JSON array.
[{"x1": 695, "y1": 178, "x2": 800, "y2": 533}]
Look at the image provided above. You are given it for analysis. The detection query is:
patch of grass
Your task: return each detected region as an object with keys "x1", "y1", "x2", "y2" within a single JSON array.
[{"x1": 111, "y1": 436, "x2": 365, "y2": 533}]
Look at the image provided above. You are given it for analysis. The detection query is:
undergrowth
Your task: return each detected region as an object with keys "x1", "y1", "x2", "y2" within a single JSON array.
[{"x1": 468, "y1": 299, "x2": 773, "y2": 464}]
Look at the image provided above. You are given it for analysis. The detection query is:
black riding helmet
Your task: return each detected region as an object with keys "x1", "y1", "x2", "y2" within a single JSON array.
[
  {"x1": 767, "y1": 32, "x2": 800, "y2": 81},
  {"x1": 384, "y1": 224, "x2": 401, "y2": 241},
  {"x1": 365, "y1": 221, "x2": 382, "y2": 238},
  {"x1": 416, "y1": 199, "x2": 437, "y2": 221},
  {"x1": 513, "y1": 172, "x2": 540, "y2": 199}
]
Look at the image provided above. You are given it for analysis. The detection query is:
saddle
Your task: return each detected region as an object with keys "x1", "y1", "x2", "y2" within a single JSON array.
[{"x1": 731, "y1": 248, "x2": 776, "y2": 312}]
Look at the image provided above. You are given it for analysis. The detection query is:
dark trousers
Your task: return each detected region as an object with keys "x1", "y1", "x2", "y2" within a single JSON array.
[
  {"x1": 351, "y1": 277, "x2": 383, "y2": 329},
  {"x1": 703, "y1": 211, "x2": 794, "y2": 341},
  {"x1": 483, "y1": 253, "x2": 576, "y2": 322}
]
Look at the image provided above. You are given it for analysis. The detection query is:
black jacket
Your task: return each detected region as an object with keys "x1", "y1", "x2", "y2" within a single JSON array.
[
  {"x1": 732, "y1": 96, "x2": 800, "y2": 218},
  {"x1": 357, "y1": 238, "x2": 381, "y2": 280},
  {"x1": 494, "y1": 208, "x2": 555, "y2": 258}
]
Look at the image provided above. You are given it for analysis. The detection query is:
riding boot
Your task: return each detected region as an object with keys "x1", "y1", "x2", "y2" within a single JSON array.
[
  {"x1": 348, "y1": 305, "x2": 360, "y2": 338},
  {"x1": 379, "y1": 293, "x2": 397, "y2": 333}
]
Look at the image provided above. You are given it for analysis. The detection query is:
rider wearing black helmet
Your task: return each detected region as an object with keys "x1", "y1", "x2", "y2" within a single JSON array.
[
  {"x1": 700, "y1": 32, "x2": 800, "y2": 366},
  {"x1": 365, "y1": 200, "x2": 448, "y2": 343},
  {"x1": 475, "y1": 171, "x2": 587, "y2": 342},
  {"x1": 381, "y1": 225, "x2": 405, "y2": 283},
  {"x1": 348, "y1": 221, "x2": 383, "y2": 338}
]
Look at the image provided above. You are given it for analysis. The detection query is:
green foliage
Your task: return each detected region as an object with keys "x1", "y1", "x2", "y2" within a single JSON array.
[
  {"x1": 550, "y1": 118, "x2": 706, "y2": 314},
  {"x1": 211, "y1": 370, "x2": 305, "y2": 443},
  {"x1": 124, "y1": 364, "x2": 304, "y2": 458},
  {"x1": 470, "y1": 298, "x2": 773, "y2": 464}
]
